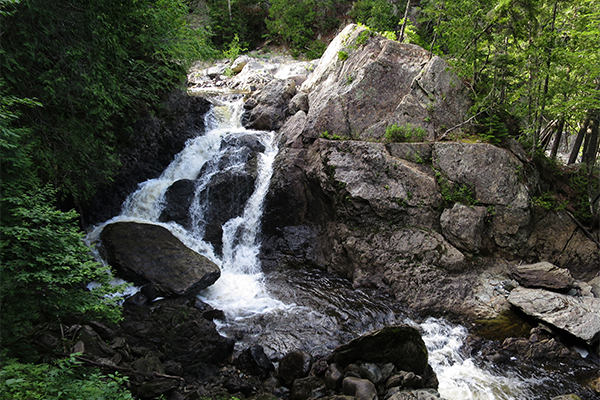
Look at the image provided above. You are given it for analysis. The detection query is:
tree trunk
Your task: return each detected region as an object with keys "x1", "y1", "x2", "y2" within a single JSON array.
[
  {"x1": 399, "y1": 0, "x2": 412, "y2": 43},
  {"x1": 550, "y1": 118, "x2": 565, "y2": 159},
  {"x1": 582, "y1": 110, "x2": 599, "y2": 165},
  {"x1": 568, "y1": 116, "x2": 591, "y2": 165}
]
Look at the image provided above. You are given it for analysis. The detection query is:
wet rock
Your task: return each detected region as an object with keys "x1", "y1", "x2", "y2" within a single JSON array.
[
  {"x1": 440, "y1": 203, "x2": 487, "y2": 253},
  {"x1": 342, "y1": 377, "x2": 377, "y2": 400},
  {"x1": 330, "y1": 325, "x2": 429, "y2": 377},
  {"x1": 221, "y1": 133, "x2": 266, "y2": 153},
  {"x1": 223, "y1": 375, "x2": 254, "y2": 397},
  {"x1": 237, "y1": 345, "x2": 275, "y2": 380},
  {"x1": 387, "y1": 389, "x2": 442, "y2": 400},
  {"x1": 121, "y1": 298, "x2": 234, "y2": 372},
  {"x1": 278, "y1": 350, "x2": 313, "y2": 387},
  {"x1": 86, "y1": 91, "x2": 210, "y2": 226},
  {"x1": 242, "y1": 78, "x2": 296, "y2": 131},
  {"x1": 508, "y1": 287, "x2": 600, "y2": 345},
  {"x1": 291, "y1": 376, "x2": 327, "y2": 400},
  {"x1": 198, "y1": 134, "x2": 263, "y2": 254},
  {"x1": 501, "y1": 336, "x2": 578, "y2": 363},
  {"x1": 324, "y1": 363, "x2": 344, "y2": 390},
  {"x1": 512, "y1": 262, "x2": 574, "y2": 291},
  {"x1": 101, "y1": 222, "x2": 220, "y2": 297},
  {"x1": 159, "y1": 179, "x2": 196, "y2": 228},
  {"x1": 359, "y1": 363, "x2": 383, "y2": 385}
]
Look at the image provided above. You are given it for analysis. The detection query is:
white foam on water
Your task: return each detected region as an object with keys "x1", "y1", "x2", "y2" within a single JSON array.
[{"x1": 419, "y1": 317, "x2": 541, "y2": 400}]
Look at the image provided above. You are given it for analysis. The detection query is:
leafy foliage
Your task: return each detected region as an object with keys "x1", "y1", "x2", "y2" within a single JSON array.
[
  {"x1": 350, "y1": 0, "x2": 399, "y2": 32},
  {"x1": 435, "y1": 171, "x2": 479, "y2": 207},
  {"x1": 266, "y1": 0, "x2": 342, "y2": 58},
  {"x1": 384, "y1": 123, "x2": 427, "y2": 142},
  {"x1": 206, "y1": 0, "x2": 268, "y2": 50},
  {"x1": 0, "y1": 0, "x2": 215, "y2": 201},
  {"x1": 0, "y1": 186, "x2": 124, "y2": 359},
  {"x1": 419, "y1": 0, "x2": 600, "y2": 158},
  {"x1": 0, "y1": 356, "x2": 133, "y2": 399}
]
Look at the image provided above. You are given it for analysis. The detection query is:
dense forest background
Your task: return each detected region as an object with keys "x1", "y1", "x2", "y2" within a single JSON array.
[{"x1": 1, "y1": 0, "x2": 598, "y2": 397}]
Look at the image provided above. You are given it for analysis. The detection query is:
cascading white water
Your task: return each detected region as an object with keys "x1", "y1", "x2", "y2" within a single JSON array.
[
  {"x1": 90, "y1": 96, "x2": 288, "y2": 319},
  {"x1": 88, "y1": 97, "x2": 571, "y2": 400},
  {"x1": 419, "y1": 318, "x2": 540, "y2": 400}
]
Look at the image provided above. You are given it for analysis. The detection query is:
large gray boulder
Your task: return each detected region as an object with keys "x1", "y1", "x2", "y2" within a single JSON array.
[
  {"x1": 300, "y1": 24, "x2": 471, "y2": 142},
  {"x1": 101, "y1": 222, "x2": 220, "y2": 297},
  {"x1": 433, "y1": 142, "x2": 529, "y2": 208},
  {"x1": 242, "y1": 78, "x2": 296, "y2": 131},
  {"x1": 508, "y1": 287, "x2": 600, "y2": 345},
  {"x1": 330, "y1": 326, "x2": 429, "y2": 376},
  {"x1": 512, "y1": 262, "x2": 574, "y2": 291},
  {"x1": 440, "y1": 203, "x2": 487, "y2": 253}
]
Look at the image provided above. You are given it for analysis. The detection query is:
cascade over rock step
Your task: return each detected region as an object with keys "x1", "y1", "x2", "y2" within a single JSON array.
[{"x1": 100, "y1": 221, "x2": 220, "y2": 297}]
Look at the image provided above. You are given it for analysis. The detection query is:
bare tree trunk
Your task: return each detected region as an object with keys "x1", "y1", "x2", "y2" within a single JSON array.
[
  {"x1": 399, "y1": 0, "x2": 411, "y2": 42},
  {"x1": 535, "y1": 1, "x2": 559, "y2": 140},
  {"x1": 550, "y1": 118, "x2": 565, "y2": 159},
  {"x1": 228, "y1": 0, "x2": 232, "y2": 20},
  {"x1": 582, "y1": 110, "x2": 599, "y2": 165},
  {"x1": 568, "y1": 116, "x2": 591, "y2": 165}
]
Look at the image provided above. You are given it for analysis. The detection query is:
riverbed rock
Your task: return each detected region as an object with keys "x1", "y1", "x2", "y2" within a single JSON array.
[
  {"x1": 512, "y1": 262, "x2": 574, "y2": 291},
  {"x1": 242, "y1": 78, "x2": 296, "y2": 131},
  {"x1": 159, "y1": 179, "x2": 196, "y2": 228},
  {"x1": 387, "y1": 389, "x2": 442, "y2": 400},
  {"x1": 325, "y1": 363, "x2": 345, "y2": 390},
  {"x1": 507, "y1": 287, "x2": 600, "y2": 345},
  {"x1": 330, "y1": 326, "x2": 429, "y2": 377},
  {"x1": 237, "y1": 345, "x2": 275, "y2": 380},
  {"x1": 121, "y1": 297, "x2": 235, "y2": 372},
  {"x1": 342, "y1": 377, "x2": 377, "y2": 400},
  {"x1": 278, "y1": 350, "x2": 313, "y2": 387},
  {"x1": 291, "y1": 376, "x2": 327, "y2": 400},
  {"x1": 100, "y1": 222, "x2": 220, "y2": 297}
]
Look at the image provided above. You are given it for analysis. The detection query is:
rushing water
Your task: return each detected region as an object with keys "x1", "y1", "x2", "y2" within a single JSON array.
[{"x1": 89, "y1": 96, "x2": 596, "y2": 400}]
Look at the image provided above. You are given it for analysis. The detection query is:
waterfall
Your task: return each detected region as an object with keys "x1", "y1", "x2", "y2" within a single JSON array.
[{"x1": 88, "y1": 96, "x2": 574, "y2": 400}]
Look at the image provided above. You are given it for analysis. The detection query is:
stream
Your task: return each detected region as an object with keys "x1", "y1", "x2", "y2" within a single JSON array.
[{"x1": 89, "y1": 96, "x2": 596, "y2": 400}]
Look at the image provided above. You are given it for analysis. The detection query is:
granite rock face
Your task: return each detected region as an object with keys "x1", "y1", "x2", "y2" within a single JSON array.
[
  {"x1": 508, "y1": 287, "x2": 600, "y2": 345},
  {"x1": 260, "y1": 25, "x2": 599, "y2": 320},
  {"x1": 512, "y1": 262, "x2": 574, "y2": 291}
]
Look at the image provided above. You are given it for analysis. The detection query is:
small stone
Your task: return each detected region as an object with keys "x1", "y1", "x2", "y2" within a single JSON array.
[
  {"x1": 380, "y1": 363, "x2": 396, "y2": 381},
  {"x1": 342, "y1": 377, "x2": 377, "y2": 400},
  {"x1": 290, "y1": 377, "x2": 326, "y2": 400},
  {"x1": 278, "y1": 350, "x2": 313, "y2": 387},
  {"x1": 324, "y1": 363, "x2": 344, "y2": 390},
  {"x1": 359, "y1": 362, "x2": 383, "y2": 384}
]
